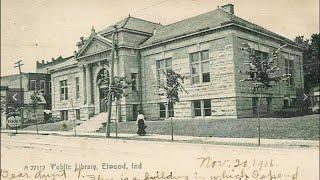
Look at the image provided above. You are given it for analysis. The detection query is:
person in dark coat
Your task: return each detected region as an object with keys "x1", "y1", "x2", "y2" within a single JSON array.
[{"x1": 136, "y1": 111, "x2": 146, "y2": 136}]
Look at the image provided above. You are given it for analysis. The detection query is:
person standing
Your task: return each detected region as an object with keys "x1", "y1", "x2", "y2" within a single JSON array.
[{"x1": 136, "y1": 111, "x2": 146, "y2": 136}]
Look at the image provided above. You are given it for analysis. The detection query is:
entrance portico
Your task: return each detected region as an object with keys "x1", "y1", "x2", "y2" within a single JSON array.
[{"x1": 75, "y1": 30, "x2": 114, "y2": 120}]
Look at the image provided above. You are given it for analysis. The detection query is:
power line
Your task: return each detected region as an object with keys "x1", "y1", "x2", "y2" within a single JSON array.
[{"x1": 131, "y1": 0, "x2": 170, "y2": 15}]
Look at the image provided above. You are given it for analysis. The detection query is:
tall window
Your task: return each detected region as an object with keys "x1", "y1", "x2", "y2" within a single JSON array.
[
  {"x1": 252, "y1": 97, "x2": 258, "y2": 115},
  {"x1": 192, "y1": 99, "x2": 211, "y2": 117},
  {"x1": 60, "y1": 80, "x2": 68, "y2": 100},
  {"x1": 249, "y1": 50, "x2": 269, "y2": 80},
  {"x1": 254, "y1": 50, "x2": 269, "y2": 61},
  {"x1": 60, "y1": 110, "x2": 68, "y2": 120},
  {"x1": 30, "y1": 80, "x2": 36, "y2": 91},
  {"x1": 40, "y1": 80, "x2": 45, "y2": 93},
  {"x1": 156, "y1": 58, "x2": 172, "y2": 86},
  {"x1": 190, "y1": 50, "x2": 210, "y2": 84},
  {"x1": 283, "y1": 99, "x2": 289, "y2": 108},
  {"x1": 168, "y1": 102, "x2": 174, "y2": 117},
  {"x1": 75, "y1": 77, "x2": 80, "y2": 99},
  {"x1": 193, "y1": 100, "x2": 202, "y2": 116},
  {"x1": 267, "y1": 97, "x2": 272, "y2": 112},
  {"x1": 49, "y1": 81, "x2": 52, "y2": 95},
  {"x1": 131, "y1": 73, "x2": 137, "y2": 91},
  {"x1": 283, "y1": 98, "x2": 296, "y2": 109},
  {"x1": 203, "y1": 99, "x2": 212, "y2": 116},
  {"x1": 159, "y1": 102, "x2": 174, "y2": 118},
  {"x1": 285, "y1": 59, "x2": 294, "y2": 85},
  {"x1": 159, "y1": 103, "x2": 166, "y2": 118},
  {"x1": 75, "y1": 109, "x2": 80, "y2": 120}
]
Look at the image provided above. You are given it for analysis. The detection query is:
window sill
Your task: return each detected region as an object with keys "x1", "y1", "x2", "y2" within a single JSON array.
[
  {"x1": 190, "y1": 82, "x2": 211, "y2": 88},
  {"x1": 192, "y1": 115, "x2": 212, "y2": 118}
]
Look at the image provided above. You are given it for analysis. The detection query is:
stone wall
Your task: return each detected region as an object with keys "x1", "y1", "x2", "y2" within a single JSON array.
[
  {"x1": 51, "y1": 66, "x2": 82, "y2": 120},
  {"x1": 141, "y1": 29, "x2": 238, "y2": 120},
  {"x1": 232, "y1": 30, "x2": 304, "y2": 117}
]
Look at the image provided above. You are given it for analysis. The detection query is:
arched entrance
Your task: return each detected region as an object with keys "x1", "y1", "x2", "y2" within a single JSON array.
[{"x1": 96, "y1": 68, "x2": 109, "y2": 113}]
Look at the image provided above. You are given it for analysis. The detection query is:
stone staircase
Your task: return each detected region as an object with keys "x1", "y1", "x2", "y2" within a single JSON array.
[{"x1": 71, "y1": 112, "x2": 108, "y2": 133}]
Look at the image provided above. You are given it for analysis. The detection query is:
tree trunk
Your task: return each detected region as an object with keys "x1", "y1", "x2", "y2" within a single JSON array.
[
  {"x1": 171, "y1": 117, "x2": 173, "y2": 141},
  {"x1": 115, "y1": 99, "x2": 119, "y2": 138},
  {"x1": 35, "y1": 107, "x2": 38, "y2": 134},
  {"x1": 257, "y1": 89, "x2": 262, "y2": 146}
]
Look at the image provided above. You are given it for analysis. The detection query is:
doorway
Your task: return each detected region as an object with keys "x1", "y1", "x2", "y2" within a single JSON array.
[
  {"x1": 96, "y1": 68, "x2": 109, "y2": 113},
  {"x1": 99, "y1": 87, "x2": 108, "y2": 112}
]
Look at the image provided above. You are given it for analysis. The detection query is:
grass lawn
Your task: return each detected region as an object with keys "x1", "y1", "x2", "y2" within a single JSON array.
[
  {"x1": 98, "y1": 114, "x2": 319, "y2": 140},
  {"x1": 22, "y1": 120, "x2": 77, "y2": 131}
]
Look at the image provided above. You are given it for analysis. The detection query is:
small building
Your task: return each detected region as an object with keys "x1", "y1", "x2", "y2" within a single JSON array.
[
  {"x1": 1, "y1": 86, "x2": 8, "y2": 129},
  {"x1": 310, "y1": 86, "x2": 320, "y2": 113},
  {"x1": 0, "y1": 72, "x2": 51, "y2": 109},
  {"x1": 0, "y1": 73, "x2": 51, "y2": 128}
]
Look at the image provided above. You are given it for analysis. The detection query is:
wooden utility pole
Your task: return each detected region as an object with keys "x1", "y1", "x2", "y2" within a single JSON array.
[
  {"x1": 70, "y1": 99, "x2": 77, "y2": 136},
  {"x1": 106, "y1": 25, "x2": 117, "y2": 137},
  {"x1": 14, "y1": 60, "x2": 24, "y2": 132}
]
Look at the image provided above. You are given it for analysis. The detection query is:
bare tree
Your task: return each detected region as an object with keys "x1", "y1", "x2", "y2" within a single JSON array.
[
  {"x1": 240, "y1": 43, "x2": 290, "y2": 145},
  {"x1": 156, "y1": 69, "x2": 187, "y2": 141},
  {"x1": 30, "y1": 91, "x2": 41, "y2": 134},
  {"x1": 100, "y1": 75, "x2": 131, "y2": 137}
]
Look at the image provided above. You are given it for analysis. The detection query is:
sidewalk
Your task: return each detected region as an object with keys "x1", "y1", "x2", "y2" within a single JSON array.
[{"x1": 1, "y1": 129, "x2": 318, "y2": 148}]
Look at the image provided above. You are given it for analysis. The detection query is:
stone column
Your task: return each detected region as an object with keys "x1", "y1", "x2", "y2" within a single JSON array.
[
  {"x1": 81, "y1": 65, "x2": 87, "y2": 105},
  {"x1": 86, "y1": 64, "x2": 93, "y2": 105}
]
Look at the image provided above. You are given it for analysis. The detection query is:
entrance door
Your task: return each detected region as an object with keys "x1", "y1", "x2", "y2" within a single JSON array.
[
  {"x1": 97, "y1": 68, "x2": 109, "y2": 113},
  {"x1": 99, "y1": 88, "x2": 108, "y2": 112}
]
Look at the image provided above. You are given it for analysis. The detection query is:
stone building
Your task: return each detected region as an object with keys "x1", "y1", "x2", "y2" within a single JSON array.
[{"x1": 37, "y1": 4, "x2": 304, "y2": 122}]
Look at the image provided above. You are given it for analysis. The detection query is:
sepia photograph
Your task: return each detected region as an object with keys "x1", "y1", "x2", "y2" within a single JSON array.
[{"x1": 1, "y1": 0, "x2": 319, "y2": 179}]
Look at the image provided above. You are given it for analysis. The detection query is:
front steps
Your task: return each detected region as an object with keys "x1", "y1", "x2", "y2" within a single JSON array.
[{"x1": 71, "y1": 112, "x2": 108, "y2": 133}]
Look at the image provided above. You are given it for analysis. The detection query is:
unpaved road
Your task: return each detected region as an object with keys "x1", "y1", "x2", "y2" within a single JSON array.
[{"x1": 1, "y1": 133, "x2": 319, "y2": 179}]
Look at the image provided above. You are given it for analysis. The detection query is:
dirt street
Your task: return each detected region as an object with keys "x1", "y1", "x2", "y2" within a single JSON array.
[{"x1": 1, "y1": 133, "x2": 319, "y2": 180}]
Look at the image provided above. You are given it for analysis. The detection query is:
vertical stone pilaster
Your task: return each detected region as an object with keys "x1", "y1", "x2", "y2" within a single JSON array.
[
  {"x1": 86, "y1": 64, "x2": 93, "y2": 105},
  {"x1": 80, "y1": 65, "x2": 86, "y2": 105}
]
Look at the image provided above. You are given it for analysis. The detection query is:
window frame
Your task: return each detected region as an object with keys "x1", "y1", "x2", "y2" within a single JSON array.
[
  {"x1": 285, "y1": 58, "x2": 294, "y2": 86},
  {"x1": 75, "y1": 77, "x2": 80, "y2": 99},
  {"x1": 159, "y1": 102, "x2": 174, "y2": 118},
  {"x1": 60, "y1": 110, "x2": 68, "y2": 121},
  {"x1": 192, "y1": 99, "x2": 212, "y2": 117},
  {"x1": 156, "y1": 58, "x2": 172, "y2": 87},
  {"x1": 30, "y1": 80, "x2": 37, "y2": 91},
  {"x1": 189, "y1": 50, "x2": 210, "y2": 85},
  {"x1": 40, "y1": 80, "x2": 45, "y2": 93},
  {"x1": 168, "y1": 102, "x2": 174, "y2": 118},
  {"x1": 49, "y1": 81, "x2": 52, "y2": 95},
  {"x1": 60, "y1": 80, "x2": 68, "y2": 100},
  {"x1": 159, "y1": 103, "x2": 166, "y2": 118},
  {"x1": 75, "y1": 109, "x2": 80, "y2": 120},
  {"x1": 131, "y1": 73, "x2": 138, "y2": 91}
]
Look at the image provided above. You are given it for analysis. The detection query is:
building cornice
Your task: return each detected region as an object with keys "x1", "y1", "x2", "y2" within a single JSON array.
[
  {"x1": 140, "y1": 23, "x2": 304, "y2": 51},
  {"x1": 100, "y1": 28, "x2": 153, "y2": 37},
  {"x1": 48, "y1": 64, "x2": 78, "y2": 74}
]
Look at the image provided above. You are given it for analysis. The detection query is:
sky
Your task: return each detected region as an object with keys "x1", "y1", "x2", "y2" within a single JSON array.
[{"x1": 1, "y1": 0, "x2": 319, "y2": 76}]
